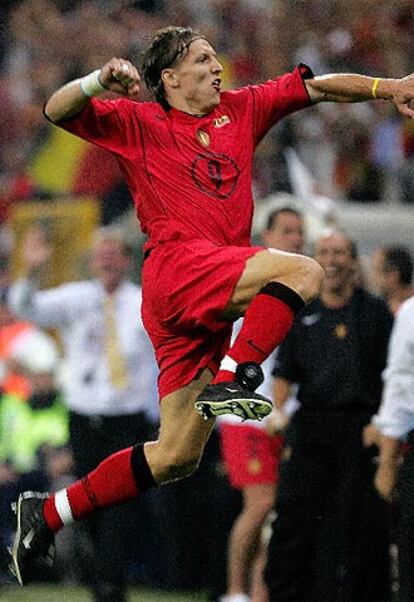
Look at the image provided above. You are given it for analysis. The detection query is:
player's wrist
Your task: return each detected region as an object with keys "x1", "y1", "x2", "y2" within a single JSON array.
[
  {"x1": 371, "y1": 77, "x2": 395, "y2": 101},
  {"x1": 79, "y1": 69, "x2": 106, "y2": 97}
]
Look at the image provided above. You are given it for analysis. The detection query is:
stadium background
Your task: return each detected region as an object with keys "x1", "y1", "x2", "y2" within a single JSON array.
[{"x1": 0, "y1": 0, "x2": 413, "y2": 600}]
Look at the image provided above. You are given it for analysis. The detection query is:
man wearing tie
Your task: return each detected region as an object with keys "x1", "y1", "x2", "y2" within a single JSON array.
[{"x1": 9, "y1": 225, "x2": 158, "y2": 602}]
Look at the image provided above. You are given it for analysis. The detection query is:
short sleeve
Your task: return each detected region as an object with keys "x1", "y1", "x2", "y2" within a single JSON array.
[
  {"x1": 251, "y1": 64, "x2": 313, "y2": 143},
  {"x1": 47, "y1": 98, "x2": 138, "y2": 157}
]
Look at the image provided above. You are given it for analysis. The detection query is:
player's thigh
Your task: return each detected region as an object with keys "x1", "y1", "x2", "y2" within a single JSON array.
[
  {"x1": 225, "y1": 248, "x2": 307, "y2": 316},
  {"x1": 145, "y1": 367, "x2": 216, "y2": 480}
]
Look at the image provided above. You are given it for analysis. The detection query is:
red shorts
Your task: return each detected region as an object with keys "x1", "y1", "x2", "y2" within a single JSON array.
[
  {"x1": 141, "y1": 239, "x2": 263, "y2": 399},
  {"x1": 220, "y1": 422, "x2": 284, "y2": 489}
]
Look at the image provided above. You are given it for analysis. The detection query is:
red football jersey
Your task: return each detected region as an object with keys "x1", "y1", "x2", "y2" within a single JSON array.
[{"x1": 60, "y1": 66, "x2": 310, "y2": 251}]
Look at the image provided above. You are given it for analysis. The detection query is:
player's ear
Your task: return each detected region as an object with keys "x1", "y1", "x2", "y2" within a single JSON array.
[{"x1": 161, "y1": 68, "x2": 179, "y2": 89}]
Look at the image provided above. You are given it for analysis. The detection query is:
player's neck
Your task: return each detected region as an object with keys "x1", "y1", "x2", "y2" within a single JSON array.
[{"x1": 168, "y1": 97, "x2": 214, "y2": 117}]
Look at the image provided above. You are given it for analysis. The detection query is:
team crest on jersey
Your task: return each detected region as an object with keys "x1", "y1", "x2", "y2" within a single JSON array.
[
  {"x1": 213, "y1": 115, "x2": 230, "y2": 128},
  {"x1": 334, "y1": 323, "x2": 348, "y2": 339},
  {"x1": 248, "y1": 458, "x2": 262, "y2": 475},
  {"x1": 197, "y1": 129, "x2": 210, "y2": 147}
]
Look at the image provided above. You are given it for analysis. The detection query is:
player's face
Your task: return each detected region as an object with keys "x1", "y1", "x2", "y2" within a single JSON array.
[
  {"x1": 314, "y1": 232, "x2": 356, "y2": 294},
  {"x1": 262, "y1": 213, "x2": 305, "y2": 254},
  {"x1": 91, "y1": 240, "x2": 130, "y2": 293},
  {"x1": 171, "y1": 38, "x2": 223, "y2": 114}
]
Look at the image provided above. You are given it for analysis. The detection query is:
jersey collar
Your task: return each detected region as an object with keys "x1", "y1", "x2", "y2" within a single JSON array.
[{"x1": 168, "y1": 107, "x2": 215, "y2": 124}]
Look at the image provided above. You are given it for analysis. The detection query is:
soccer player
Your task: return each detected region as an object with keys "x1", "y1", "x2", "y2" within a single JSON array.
[{"x1": 9, "y1": 26, "x2": 414, "y2": 585}]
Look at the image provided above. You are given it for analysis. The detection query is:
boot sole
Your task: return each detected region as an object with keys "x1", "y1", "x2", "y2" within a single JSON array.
[{"x1": 195, "y1": 397, "x2": 273, "y2": 421}]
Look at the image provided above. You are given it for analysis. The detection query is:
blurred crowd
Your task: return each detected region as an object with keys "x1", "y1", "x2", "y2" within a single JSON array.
[{"x1": 1, "y1": 0, "x2": 414, "y2": 255}]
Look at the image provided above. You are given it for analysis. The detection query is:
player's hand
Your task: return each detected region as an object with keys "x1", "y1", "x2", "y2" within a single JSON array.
[
  {"x1": 100, "y1": 57, "x2": 141, "y2": 98},
  {"x1": 22, "y1": 225, "x2": 52, "y2": 278},
  {"x1": 265, "y1": 408, "x2": 289, "y2": 436},
  {"x1": 391, "y1": 73, "x2": 414, "y2": 119},
  {"x1": 374, "y1": 461, "x2": 399, "y2": 503}
]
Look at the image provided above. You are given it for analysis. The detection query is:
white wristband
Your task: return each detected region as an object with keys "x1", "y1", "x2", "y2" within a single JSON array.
[{"x1": 80, "y1": 69, "x2": 106, "y2": 97}]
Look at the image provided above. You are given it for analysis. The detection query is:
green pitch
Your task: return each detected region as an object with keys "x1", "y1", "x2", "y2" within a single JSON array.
[{"x1": 0, "y1": 585, "x2": 209, "y2": 601}]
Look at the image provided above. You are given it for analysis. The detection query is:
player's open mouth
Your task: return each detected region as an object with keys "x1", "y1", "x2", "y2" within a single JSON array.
[{"x1": 212, "y1": 79, "x2": 221, "y2": 91}]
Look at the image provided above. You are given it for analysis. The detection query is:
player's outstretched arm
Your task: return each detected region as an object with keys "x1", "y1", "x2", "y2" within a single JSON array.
[
  {"x1": 305, "y1": 72, "x2": 414, "y2": 118},
  {"x1": 45, "y1": 57, "x2": 141, "y2": 123}
]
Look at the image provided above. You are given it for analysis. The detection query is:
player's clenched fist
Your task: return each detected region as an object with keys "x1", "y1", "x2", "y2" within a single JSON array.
[{"x1": 99, "y1": 57, "x2": 141, "y2": 98}]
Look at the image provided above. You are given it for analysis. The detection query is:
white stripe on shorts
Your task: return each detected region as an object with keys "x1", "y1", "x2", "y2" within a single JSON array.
[{"x1": 54, "y1": 489, "x2": 74, "y2": 526}]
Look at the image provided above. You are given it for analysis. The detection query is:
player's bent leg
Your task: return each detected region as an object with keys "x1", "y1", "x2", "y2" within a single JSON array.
[
  {"x1": 196, "y1": 251, "x2": 323, "y2": 422},
  {"x1": 10, "y1": 371, "x2": 215, "y2": 586},
  {"x1": 227, "y1": 249, "x2": 324, "y2": 316}
]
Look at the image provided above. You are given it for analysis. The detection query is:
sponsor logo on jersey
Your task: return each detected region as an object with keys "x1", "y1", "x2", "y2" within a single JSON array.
[{"x1": 213, "y1": 115, "x2": 230, "y2": 128}]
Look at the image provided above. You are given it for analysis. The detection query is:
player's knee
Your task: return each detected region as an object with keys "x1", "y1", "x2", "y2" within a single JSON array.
[{"x1": 295, "y1": 256, "x2": 324, "y2": 303}]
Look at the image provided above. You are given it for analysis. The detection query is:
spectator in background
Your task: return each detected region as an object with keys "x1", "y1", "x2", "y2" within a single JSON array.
[
  {"x1": 334, "y1": 119, "x2": 383, "y2": 202},
  {"x1": 373, "y1": 295, "x2": 414, "y2": 602},
  {"x1": 0, "y1": 144, "x2": 36, "y2": 226},
  {"x1": 0, "y1": 258, "x2": 34, "y2": 399},
  {"x1": 0, "y1": 328, "x2": 71, "y2": 582},
  {"x1": 398, "y1": 119, "x2": 414, "y2": 204},
  {"x1": 265, "y1": 229, "x2": 393, "y2": 602},
  {"x1": 9, "y1": 225, "x2": 158, "y2": 602},
  {"x1": 219, "y1": 207, "x2": 305, "y2": 602},
  {"x1": 375, "y1": 245, "x2": 414, "y2": 315}
]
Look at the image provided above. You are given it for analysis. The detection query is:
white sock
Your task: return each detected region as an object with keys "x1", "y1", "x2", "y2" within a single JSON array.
[
  {"x1": 218, "y1": 354, "x2": 238, "y2": 373},
  {"x1": 54, "y1": 489, "x2": 74, "y2": 526}
]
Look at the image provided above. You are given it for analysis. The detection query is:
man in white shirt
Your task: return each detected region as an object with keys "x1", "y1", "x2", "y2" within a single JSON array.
[
  {"x1": 9, "y1": 225, "x2": 158, "y2": 602},
  {"x1": 373, "y1": 295, "x2": 414, "y2": 602}
]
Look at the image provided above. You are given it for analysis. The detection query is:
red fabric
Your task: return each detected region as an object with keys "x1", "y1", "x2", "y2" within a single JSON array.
[
  {"x1": 213, "y1": 369, "x2": 235, "y2": 383},
  {"x1": 215, "y1": 293, "x2": 295, "y2": 380},
  {"x1": 0, "y1": 322, "x2": 34, "y2": 397},
  {"x1": 71, "y1": 145, "x2": 122, "y2": 197},
  {"x1": 44, "y1": 447, "x2": 139, "y2": 531},
  {"x1": 0, "y1": 176, "x2": 35, "y2": 223},
  {"x1": 220, "y1": 423, "x2": 283, "y2": 488},
  {"x1": 43, "y1": 497, "x2": 63, "y2": 532},
  {"x1": 58, "y1": 67, "x2": 310, "y2": 253},
  {"x1": 142, "y1": 240, "x2": 262, "y2": 399}
]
